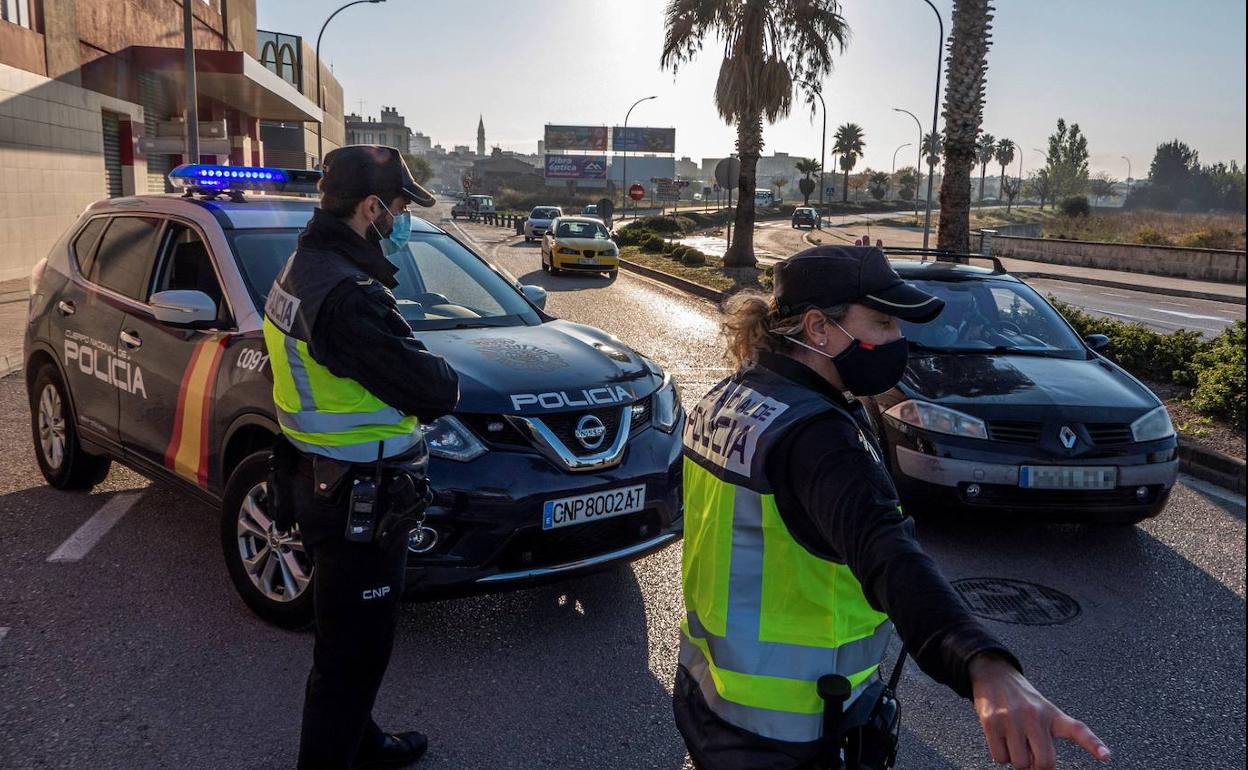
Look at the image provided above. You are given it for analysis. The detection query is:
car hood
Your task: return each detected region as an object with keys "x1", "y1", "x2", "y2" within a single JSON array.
[
  {"x1": 419, "y1": 320, "x2": 661, "y2": 415},
  {"x1": 551, "y1": 237, "x2": 615, "y2": 250},
  {"x1": 899, "y1": 353, "x2": 1159, "y2": 420}
]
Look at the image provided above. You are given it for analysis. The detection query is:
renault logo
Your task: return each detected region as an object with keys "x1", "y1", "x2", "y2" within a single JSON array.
[
  {"x1": 574, "y1": 415, "x2": 607, "y2": 450},
  {"x1": 1059, "y1": 426, "x2": 1078, "y2": 450}
]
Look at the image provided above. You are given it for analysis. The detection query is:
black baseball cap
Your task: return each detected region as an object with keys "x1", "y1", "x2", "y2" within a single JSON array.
[
  {"x1": 319, "y1": 144, "x2": 434, "y2": 208},
  {"x1": 774, "y1": 245, "x2": 945, "y2": 322}
]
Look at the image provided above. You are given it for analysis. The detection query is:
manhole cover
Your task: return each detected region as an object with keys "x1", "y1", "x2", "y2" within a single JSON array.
[{"x1": 952, "y1": 578, "x2": 1081, "y2": 626}]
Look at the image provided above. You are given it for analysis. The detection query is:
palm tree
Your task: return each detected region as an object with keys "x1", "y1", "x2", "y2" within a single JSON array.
[
  {"x1": 976, "y1": 132, "x2": 996, "y2": 203},
  {"x1": 936, "y1": 0, "x2": 995, "y2": 256},
  {"x1": 794, "y1": 157, "x2": 821, "y2": 204},
  {"x1": 994, "y1": 137, "x2": 1015, "y2": 202},
  {"x1": 832, "y1": 122, "x2": 865, "y2": 203},
  {"x1": 661, "y1": 0, "x2": 850, "y2": 268}
]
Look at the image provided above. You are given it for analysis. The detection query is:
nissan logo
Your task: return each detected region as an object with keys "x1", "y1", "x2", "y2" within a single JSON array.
[{"x1": 574, "y1": 415, "x2": 607, "y2": 450}]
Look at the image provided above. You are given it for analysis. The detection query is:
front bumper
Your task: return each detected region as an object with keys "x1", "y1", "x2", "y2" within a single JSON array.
[
  {"x1": 403, "y1": 420, "x2": 683, "y2": 597},
  {"x1": 553, "y1": 252, "x2": 619, "y2": 271}
]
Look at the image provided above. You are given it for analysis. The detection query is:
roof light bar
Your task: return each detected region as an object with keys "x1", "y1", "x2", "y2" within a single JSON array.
[{"x1": 168, "y1": 164, "x2": 322, "y2": 196}]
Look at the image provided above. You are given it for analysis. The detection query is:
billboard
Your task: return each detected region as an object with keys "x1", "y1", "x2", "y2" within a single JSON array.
[
  {"x1": 612, "y1": 126, "x2": 676, "y2": 154},
  {"x1": 544, "y1": 154, "x2": 609, "y2": 180},
  {"x1": 544, "y1": 125, "x2": 608, "y2": 152}
]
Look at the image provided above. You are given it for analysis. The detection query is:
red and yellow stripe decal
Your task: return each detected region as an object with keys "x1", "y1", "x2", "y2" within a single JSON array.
[{"x1": 164, "y1": 336, "x2": 229, "y2": 487}]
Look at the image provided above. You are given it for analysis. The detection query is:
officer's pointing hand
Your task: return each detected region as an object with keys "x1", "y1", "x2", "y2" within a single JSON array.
[{"x1": 969, "y1": 653, "x2": 1111, "y2": 769}]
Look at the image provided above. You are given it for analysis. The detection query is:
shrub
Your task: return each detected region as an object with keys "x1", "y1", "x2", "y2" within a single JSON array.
[
  {"x1": 682, "y1": 249, "x2": 708, "y2": 266},
  {"x1": 615, "y1": 227, "x2": 653, "y2": 247},
  {"x1": 1178, "y1": 228, "x2": 1240, "y2": 250},
  {"x1": 634, "y1": 215, "x2": 695, "y2": 234},
  {"x1": 1058, "y1": 195, "x2": 1091, "y2": 217},
  {"x1": 661, "y1": 240, "x2": 678, "y2": 255},
  {"x1": 668, "y1": 245, "x2": 690, "y2": 261},
  {"x1": 1051, "y1": 297, "x2": 1203, "y2": 379},
  {"x1": 1135, "y1": 227, "x2": 1173, "y2": 246},
  {"x1": 1185, "y1": 321, "x2": 1246, "y2": 426},
  {"x1": 641, "y1": 234, "x2": 666, "y2": 253}
]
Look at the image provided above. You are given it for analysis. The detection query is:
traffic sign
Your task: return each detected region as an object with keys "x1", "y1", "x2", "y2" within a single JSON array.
[
  {"x1": 628, "y1": 183, "x2": 645, "y2": 202},
  {"x1": 462, "y1": 174, "x2": 473, "y2": 191},
  {"x1": 714, "y1": 157, "x2": 741, "y2": 189}
]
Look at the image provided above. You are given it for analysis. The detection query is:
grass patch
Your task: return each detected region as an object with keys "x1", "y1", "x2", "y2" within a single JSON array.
[
  {"x1": 1042, "y1": 210, "x2": 1245, "y2": 249},
  {"x1": 620, "y1": 246, "x2": 771, "y2": 293}
]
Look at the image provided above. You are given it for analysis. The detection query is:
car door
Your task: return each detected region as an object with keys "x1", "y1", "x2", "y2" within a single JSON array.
[
  {"x1": 118, "y1": 219, "x2": 235, "y2": 486},
  {"x1": 57, "y1": 215, "x2": 163, "y2": 446}
]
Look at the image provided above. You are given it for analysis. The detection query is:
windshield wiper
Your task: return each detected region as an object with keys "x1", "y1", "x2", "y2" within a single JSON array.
[
  {"x1": 982, "y1": 345, "x2": 1070, "y2": 357},
  {"x1": 443, "y1": 320, "x2": 507, "y2": 330}
]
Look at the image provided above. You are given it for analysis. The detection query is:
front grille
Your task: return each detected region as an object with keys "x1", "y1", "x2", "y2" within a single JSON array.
[
  {"x1": 1086, "y1": 423, "x2": 1133, "y2": 446},
  {"x1": 537, "y1": 407, "x2": 624, "y2": 457},
  {"x1": 988, "y1": 421, "x2": 1042, "y2": 444},
  {"x1": 495, "y1": 509, "x2": 662, "y2": 570}
]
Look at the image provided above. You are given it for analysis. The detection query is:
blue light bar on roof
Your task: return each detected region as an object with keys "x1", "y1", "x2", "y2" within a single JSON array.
[{"x1": 168, "y1": 164, "x2": 321, "y2": 195}]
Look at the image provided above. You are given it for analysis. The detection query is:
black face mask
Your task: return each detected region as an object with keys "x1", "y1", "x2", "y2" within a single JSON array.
[{"x1": 787, "y1": 319, "x2": 910, "y2": 396}]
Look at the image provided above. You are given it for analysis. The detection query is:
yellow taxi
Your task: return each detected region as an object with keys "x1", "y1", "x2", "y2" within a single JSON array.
[{"x1": 540, "y1": 216, "x2": 620, "y2": 277}]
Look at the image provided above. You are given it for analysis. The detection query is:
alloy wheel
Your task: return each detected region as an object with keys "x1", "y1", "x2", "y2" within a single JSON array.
[
  {"x1": 235, "y1": 483, "x2": 313, "y2": 603},
  {"x1": 37, "y1": 384, "x2": 66, "y2": 471}
]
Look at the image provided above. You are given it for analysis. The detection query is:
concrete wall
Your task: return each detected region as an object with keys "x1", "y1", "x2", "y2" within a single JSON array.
[
  {"x1": 992, "y1": 234, "x2": 1246, "y2": 284},
  {"x1": 0, "y1": 62, "x2": 146, "y2": 283}
]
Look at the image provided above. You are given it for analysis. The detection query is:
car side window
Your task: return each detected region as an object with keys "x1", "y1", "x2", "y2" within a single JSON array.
[
  {"x1": 150, "y1": 222, "x2": 230, "y2": 325},
  {"x1": 72, "y1": 217, "x2": 109, "y2": 277},
  {"x1": 89, "y1": 216, "x2": 164, "y2": 300}
]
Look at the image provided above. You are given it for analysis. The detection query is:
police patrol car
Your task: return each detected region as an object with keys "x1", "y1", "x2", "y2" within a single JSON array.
[{"x1": 24, "y1": 165, "x2": 684, "y2": 627}]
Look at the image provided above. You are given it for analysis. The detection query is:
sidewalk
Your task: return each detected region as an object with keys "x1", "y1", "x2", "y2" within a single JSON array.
[{"x1": 0, "y1": 277, "x2": 29, "y2": 378}]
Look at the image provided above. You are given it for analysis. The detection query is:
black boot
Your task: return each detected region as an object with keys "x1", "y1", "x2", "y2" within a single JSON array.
[{"x1": 352, "y1": 731, "x2": 428, "y2": 770}]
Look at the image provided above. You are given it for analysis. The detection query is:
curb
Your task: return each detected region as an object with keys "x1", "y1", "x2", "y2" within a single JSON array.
[
  {"x1": 0, "y1": 352, "x2": 21, "y2": 380},
  {"x1": 1010, "y1": 271, "x2": 1245, "y2": 306},
  {"x1": 619, "y1": 257, "x2": 1246, "y2": 495},
  {"x1": 1177, "y1": 438, "x2": 1246, "y2": 494}
]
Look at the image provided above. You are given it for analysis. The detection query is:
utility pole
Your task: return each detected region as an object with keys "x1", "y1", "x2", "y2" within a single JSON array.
[
  {"x1": 890, "y1": 142, "x2": 912, "y2": 200},
  {"x1": 182, "y1": 0, "x2": 199, "y2": 163},
  {"x1": 918, "y1": 0, "x2": 944, "y2": 251},
  {"x1": 316, "y1": 1, "x2": 386, "y2": 166}
]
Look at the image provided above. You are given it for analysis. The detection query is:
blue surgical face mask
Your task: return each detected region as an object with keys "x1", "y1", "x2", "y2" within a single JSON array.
[{"x1": 370, "y1": 196, "x2": 412, "y2": 257}]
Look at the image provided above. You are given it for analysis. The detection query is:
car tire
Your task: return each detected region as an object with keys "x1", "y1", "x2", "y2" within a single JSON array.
[
  {"x1": 29, "y1": 364, "x2": 111, "y2": 490},
  {"x1": 221, "y1": 450, "x2": 315, "y2": 629}
]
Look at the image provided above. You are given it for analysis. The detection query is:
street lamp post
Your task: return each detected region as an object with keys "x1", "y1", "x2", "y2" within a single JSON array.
[
  {"x1": 893, "y1": 108, "x2": 923, "y2": 218},
  {"x1": 918, "y1": 0, "x2": 943, "y2": 251},
  {"x1": 798, "y1": 82, "x2": 828, "y2": 207},
  {"x1": 315, "y1": 0, "x2": 386, "y2": 167},
  {"x1": 182, "y1": 0, "x2": 199, "y2": 162},
  {"x1": 1121, "y1": 154, "x2": 1132, "y2": 185},
  {"x1": 619, "y1": 95, "x2": 656, "y2": 218},
  {"x1": 890, "y1": 142, "x2": 912, "y2": 199}
]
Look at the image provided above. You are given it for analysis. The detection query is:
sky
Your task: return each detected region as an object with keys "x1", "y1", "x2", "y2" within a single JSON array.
[{"x1": 257, "y1": 0, "x2": 1247, "y2": 179}]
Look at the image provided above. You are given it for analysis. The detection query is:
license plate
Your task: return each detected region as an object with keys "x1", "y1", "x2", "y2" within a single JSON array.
[
  {"x1": 578, "y1": 257, "x2": 599, "y2": 265},
  {"x1": 1019, "y1": 466, "x2": 1117, "y2": 490},
  {"x1": 542, "y1": 485, "x2": 646, "y2": 530}
]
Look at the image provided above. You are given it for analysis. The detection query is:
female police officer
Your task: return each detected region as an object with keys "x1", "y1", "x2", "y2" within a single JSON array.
[{"x1": 675, "y1": 245, "x2": 1110, "y2": 770}]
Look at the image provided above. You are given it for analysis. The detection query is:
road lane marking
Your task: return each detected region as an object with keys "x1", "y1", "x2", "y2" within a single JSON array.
[
  {"x1": 1151, "y1": 308, "x2": 1233, "y2": 322},
  {"x1": 1178, "y1": 474, "x2": 1246, "y2": 508},
  {"x1": 47, "y1": 492, "x2": 143, "y2": 562}
]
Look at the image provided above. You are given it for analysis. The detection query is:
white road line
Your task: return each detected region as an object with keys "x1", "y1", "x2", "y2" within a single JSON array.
[
  {"x1": 443, "y1": 216, "x2": 483, "y2": 248},
  {"x1": 1178, "y1": 474, "x2": 1246, "y2": 508},
  {"x1": 1151, "y1": 308, "x2": 1232, "y2": 322},
  {"x1": 47, "y1": 492, "x2": 143, "y2": 562}
]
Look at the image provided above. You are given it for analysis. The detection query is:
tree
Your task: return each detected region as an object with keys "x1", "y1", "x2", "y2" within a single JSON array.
[
  {"x1": 1088, "y1": 172, "x2": 1119, "y2": 205},
  {"x1": 1042, "y1": 118, "x2": 1090, "y2": 199},
  {"x1": 771, "y1": 175, "x2": 790, "y2": 202},
  {"x1": 936, "y1": 0, "x2": 995, "y2": 256},
  {"x1": 794, "y1": 157, "x2": 822, "y2": 204},
  {"x1": 976, "y1": 132, "x2": 996, "y2": 203},
  {"x1": 401, "y1": 153, "x2": 433, "y2": 185},
  {"x1": 994, "y1": 137, "x2": 1015, "y2": 200},
  {"x1": 847, "y1": 170, "x2": 869, "y2": 200},
  {"x1": 896, "y1": 166, "x2": 919, "y2": 201},
  {"x1": 661, "y1": 0, "x2": 850, "y2": 267},
  {"x1": 833, "y1": 122, "x2": 865, "y2": 203},
  {"x1": 868, "y1": 170, "x2": 890, "y2": 201},
  {"x1": 1000, "y1": 174, "x2": 1021, "y2": 212},
  {"x1": 1024, "y1": 168, "x2": 1057, "y2": 209}
]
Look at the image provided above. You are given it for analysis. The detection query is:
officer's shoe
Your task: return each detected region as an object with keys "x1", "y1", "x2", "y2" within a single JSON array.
[{"x1": 352, "y1": 731, "x2": 428, "y2": 769}]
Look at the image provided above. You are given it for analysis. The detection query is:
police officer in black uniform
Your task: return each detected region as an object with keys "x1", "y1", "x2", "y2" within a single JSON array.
[{"x1": 264, "y1": 145, "x2": 459, "y2": 770}]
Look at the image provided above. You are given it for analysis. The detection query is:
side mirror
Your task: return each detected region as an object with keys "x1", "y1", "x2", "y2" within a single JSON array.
[
  {"x1": 1084, "y1": 333, "x2": 1110, "y2": 351},
  {"x1": 520, "y1": 284, "x2": 547, "y2": 311},
  {"x1": 150, "y1": 289, "x2": 217, "y2": 326}
]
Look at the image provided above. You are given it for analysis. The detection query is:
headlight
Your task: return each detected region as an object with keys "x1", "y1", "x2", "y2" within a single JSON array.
[
  {"x1": 1131, "y1": 405, "x2": 1175, "y2": 443},
  {"x1": 420, "y1": 416, "x2": 486, "y2": 462},
  {"x1": 883, "y1": 400, "x2": 988, "y2": 440},
  {"x1": 652, "y1": 374, "x2": 681, "y2": 433}
]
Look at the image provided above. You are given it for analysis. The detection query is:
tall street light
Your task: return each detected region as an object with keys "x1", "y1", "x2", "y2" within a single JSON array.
[
  {"x1": 316, "y1": 0, "x2": 386, "y2": 167},
  {"x1": 1121, "y1": 154, "x2": 1132, "y2": 184},
  {"x1": 182, "y1": 0, "x2": 199, "y2": 163},
  {"x1": 798, "y1": 81, "x2": 828, "y2": 207},
  {"x1": 890, "y1": 142, "x2": 912, "y2": 199},
  {"x1": 619, "y1": 95, "x2": 656, "y2": 218},
  {"x1": 917, "y1": 0, "x2": 943, "y2": 251},
  {"x1": 893, "y1": 108, "x2": 923, "y2": 218}
]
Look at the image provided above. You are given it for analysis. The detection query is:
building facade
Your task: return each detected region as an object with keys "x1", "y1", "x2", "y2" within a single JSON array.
[
  {"x1": 346, "y1": 106, "x2": 412, "y2": 151},
  {"x1": 0, "y1": 0, "x2": 338, "y2": 281}
]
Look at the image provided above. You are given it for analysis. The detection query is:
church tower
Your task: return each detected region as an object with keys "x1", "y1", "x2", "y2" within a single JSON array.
[{"x1": 477, "y1": 115, "x2": 485, "y2": 157}]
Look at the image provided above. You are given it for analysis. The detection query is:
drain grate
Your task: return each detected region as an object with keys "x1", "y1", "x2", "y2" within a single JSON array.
[{"x1": 952, "y1": 578, "x2": 1081, "y2": 626}]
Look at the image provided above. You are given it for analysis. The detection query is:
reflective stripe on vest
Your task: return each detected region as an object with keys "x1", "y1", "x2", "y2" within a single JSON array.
[
  {"x1": 263, "y1": 317, "x2": 420, "y2": 461},
  {"x1": 680, "y1": 370, "x2": 892, "y2": 744}
]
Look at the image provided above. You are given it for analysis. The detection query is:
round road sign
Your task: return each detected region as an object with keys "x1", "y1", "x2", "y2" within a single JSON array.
[
  {"x1": 462, "y1": 175, "x2": 473, "y2": 191},
  {"x1": 628, "y1": 183, "x2": 645, "y2": 202},
  {"x1": 714, "y1": 157, "x2": 741, "y2": 189}
]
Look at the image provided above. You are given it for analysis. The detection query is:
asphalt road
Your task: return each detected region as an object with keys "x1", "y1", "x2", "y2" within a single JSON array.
[{"x1": 0, "y1": 203, "x2": 1243, "y2": 769}]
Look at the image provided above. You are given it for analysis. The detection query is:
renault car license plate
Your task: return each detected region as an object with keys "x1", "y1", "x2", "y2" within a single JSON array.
[
  {"x1": 542, "y1": 485, "x2": 646, "y2": 530},
  {"x1": 1019, "y1": 466, "x2": 1117, "y2": 490},
  {"x1": 578, "y1": 257, "x2": 599, "y2": 265}
]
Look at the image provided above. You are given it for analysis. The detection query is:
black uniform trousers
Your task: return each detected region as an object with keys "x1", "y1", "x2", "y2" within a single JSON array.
[{"x1": 291, "y1": 464, "x2": 410, "y2": 770}]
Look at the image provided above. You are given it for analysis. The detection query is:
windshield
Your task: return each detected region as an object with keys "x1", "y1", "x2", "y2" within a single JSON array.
[
  {"x1": 530, "y1": 207, "x2": 559, "y2": 219},
  {"x1": 229, "y1": 230, "x2": 541, "y2": 330},
  {"x1": 900, "y1": 279, "x2": 1086, "y2": 358},
  {"x1": 556, "y1": 220, "x2": 610, "y2": 239},
  {"x1": 472, "y1": 196, "x2": 494, "y2": 207}
]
